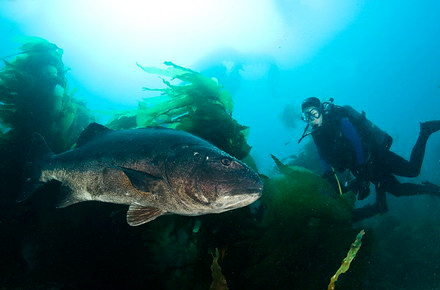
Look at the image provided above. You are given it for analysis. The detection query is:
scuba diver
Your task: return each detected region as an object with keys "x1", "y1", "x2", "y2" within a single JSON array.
[{"x1": 299, "y1": 97, "x2": 440, "y2": 221}]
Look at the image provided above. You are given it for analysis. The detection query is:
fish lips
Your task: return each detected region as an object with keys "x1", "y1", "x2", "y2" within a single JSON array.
[
  {"x1": 228, "y1": 186, "x2": 263, "y2": 196},
  {"x1": 224, "y1": 176, "x2": 263, "y2": 198},
  {"x1": 213, "y1": 186, "x2": 262, "y2": 210}
]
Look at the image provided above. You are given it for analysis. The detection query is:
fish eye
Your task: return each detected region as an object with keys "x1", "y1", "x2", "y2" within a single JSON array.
[{"x1": 221, "y1": 158, "x2": 232, "y2": 166}]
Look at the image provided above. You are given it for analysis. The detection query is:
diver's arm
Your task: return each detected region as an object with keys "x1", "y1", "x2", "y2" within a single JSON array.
[
  {"x1": 314, "y1": 142, "x2": 332, "y2": 173},
  {"x1": 340, "y1": 117, "x2": 371, "y2": 197},
  {"x1": 319, "y1": 157, "x2": 332, "y2": 174},
  {"x1": 340, "y1": 117, "x2": 365, "y2": 165},
  {"x1": 314, "y1": 141, "x2": 341, "y2": 193}
]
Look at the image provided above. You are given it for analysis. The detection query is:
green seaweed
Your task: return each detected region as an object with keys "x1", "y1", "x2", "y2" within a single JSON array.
[
  {"x1": 328, "y1": 229, "x2": 365, "y2": 290},
  {"x1": 138, "y1": 61, "x2": 233, "y2": 114},
  {"x1": 133, "y1": 62, "x2": 251, "y2": 159},
  {"x1": 263, "y1": 156, "x2": 354, "y2": 227},
  {"x1": 0, "y1": 37, "x2": 93, "y2": 152},
  {"x1": 210, "y1": 248, "x2": 229, "y2": 290},
  {"x1": 227, "y1": 157, "x2": 359, "y2": 290}
]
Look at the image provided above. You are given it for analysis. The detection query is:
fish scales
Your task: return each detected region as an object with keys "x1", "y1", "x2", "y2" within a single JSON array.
[{"x1": 20, "y1": 123, "x2": 263, "y2": 226}]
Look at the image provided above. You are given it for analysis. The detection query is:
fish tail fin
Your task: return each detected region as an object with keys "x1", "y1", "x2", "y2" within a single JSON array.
[{"x1": 17, "y1": 133, "x2": 54, "y2": 202}]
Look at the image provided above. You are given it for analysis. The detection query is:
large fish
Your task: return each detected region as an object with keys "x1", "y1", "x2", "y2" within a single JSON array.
[{"x1": 20, "y1": 123, "x2": 263, "y2": 226}]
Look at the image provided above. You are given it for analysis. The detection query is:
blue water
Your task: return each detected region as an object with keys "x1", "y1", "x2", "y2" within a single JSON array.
[
  {"x1": 1, "y1": 1, "x2": 438, "y2": 173},
  {"x1": 1, "y1": 1, "x2": 440, "y2": 289}
]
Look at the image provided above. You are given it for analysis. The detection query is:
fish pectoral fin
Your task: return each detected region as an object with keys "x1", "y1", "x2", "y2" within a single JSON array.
[
  {"x1": 126, "y1": 205, "x2": 166, "y2": 226},
  {"x1": 55, "y1": 185, "x2": 84, "y2": 208},
  {"x1": 118, "y1": 166, "x2": 163, "y2": 193}
]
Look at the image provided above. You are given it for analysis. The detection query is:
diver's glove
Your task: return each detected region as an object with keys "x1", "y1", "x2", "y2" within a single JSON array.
[
  {"x1": 349, "y1": 178, "x2": 371, "y2": 200},
  {"x1": 352, "y1": 164, "x2": 373, "y2": 200},
  {"x1": 352, "y1": 164, "x2": 371, "y2": 180}
]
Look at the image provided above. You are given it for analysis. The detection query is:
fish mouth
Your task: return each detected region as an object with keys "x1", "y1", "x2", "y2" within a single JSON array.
[
  {"x1": 228, "y1": 187, "x2": 263, "y2": 196},
  {"x1": 212, "y1": 191, "x2": 261, "y2": 211},
  {"x1": 226, "y1": 193, "x2": 261, "y2": 208}
]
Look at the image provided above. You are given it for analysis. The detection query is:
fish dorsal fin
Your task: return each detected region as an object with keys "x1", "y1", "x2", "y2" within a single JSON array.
[
  {"x1": 127, "y1": 205, "x2": 166, "y2": 226},
  {"x1": 118, "y1": 166, "x2": 163, "y2": 193},
  {"x1": 76, "y1": 123, "x2": 113, "y2": 147}
]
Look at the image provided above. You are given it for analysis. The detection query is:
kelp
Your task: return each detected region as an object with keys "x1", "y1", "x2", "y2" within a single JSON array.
[
  {"x1": 262, "y1": 155, "x2": 355, "y2": 227},
  {"x1": 227, "y1": 156, "x2": 359, "y2": 290},
  {"x1": 328, "y1": 230, "x2": 365, "y2": 290},
  {"x1": 0, "y1": 37, "x2": 93, "y2": 152},
  {"x1": 132, "y1": 61, "x2": 251, "y2": 159},
  {"x1": 105, "y1": 111, "x2": 137, "y2": 130},
  {"x1": 210, "y1": 248, "x2": 229, "y2": 290},
  {"x1": 137, "y1": 61, "x2": 233, "y2": 119},
  {"x1": 0, "y1": 39, "x2": 375, "y2": 290}
]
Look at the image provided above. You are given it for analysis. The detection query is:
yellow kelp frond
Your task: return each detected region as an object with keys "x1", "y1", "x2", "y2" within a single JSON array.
[
  {"x1": 136, "y1": 61, "x2": 251, "y2": 159},
  {"x1": 137, "y1": 61, "x2": 233, "y2": 117},
  {"x1": 137, "y1": 61, "x2": 193, "y2": 79},
  {"x1": 210, "y1": 248, "x2": 229, "y2": 290},
  {"x1": 328, "y1": 229, "x2": 365, "y2": 290}
]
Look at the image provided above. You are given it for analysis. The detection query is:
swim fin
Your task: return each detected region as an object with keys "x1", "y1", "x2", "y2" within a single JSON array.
[
  {"x1": 420, "y1": 120, "x2": 440, "y2": 136},
  {"x1": 421, "y1": 181, "x2": 440, "y2": 196}
]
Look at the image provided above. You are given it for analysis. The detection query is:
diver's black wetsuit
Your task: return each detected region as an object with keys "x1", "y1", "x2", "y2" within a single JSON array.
[{"x1": 311, "y1": 106, "x2": 440, "y2": 221}]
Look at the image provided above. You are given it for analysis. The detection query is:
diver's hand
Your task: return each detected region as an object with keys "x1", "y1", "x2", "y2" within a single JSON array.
[
  {"x1": 349, "y1": 178, "x2": 370, "y2": 200},
  {"x1": 353, "y1": 164, "x2": 371, "y2": 180}
]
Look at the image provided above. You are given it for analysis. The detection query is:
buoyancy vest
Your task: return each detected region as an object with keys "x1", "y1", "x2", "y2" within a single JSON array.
[
  {"x1": 334, "y1": 105, "x2": 393, "y2": 151},
  {"x1": 311, "y1": 103, "x2": 393, "y2": 171}
]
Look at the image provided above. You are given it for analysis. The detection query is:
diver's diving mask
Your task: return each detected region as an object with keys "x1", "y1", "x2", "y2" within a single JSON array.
[{"x1": 301, "y1": 107, "x2": 322, "y2": 123}]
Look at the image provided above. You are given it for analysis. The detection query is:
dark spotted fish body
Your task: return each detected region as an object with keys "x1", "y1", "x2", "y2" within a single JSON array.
[{"x1": 20, "y1": 123, "x2": 262, "y2": 226}]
